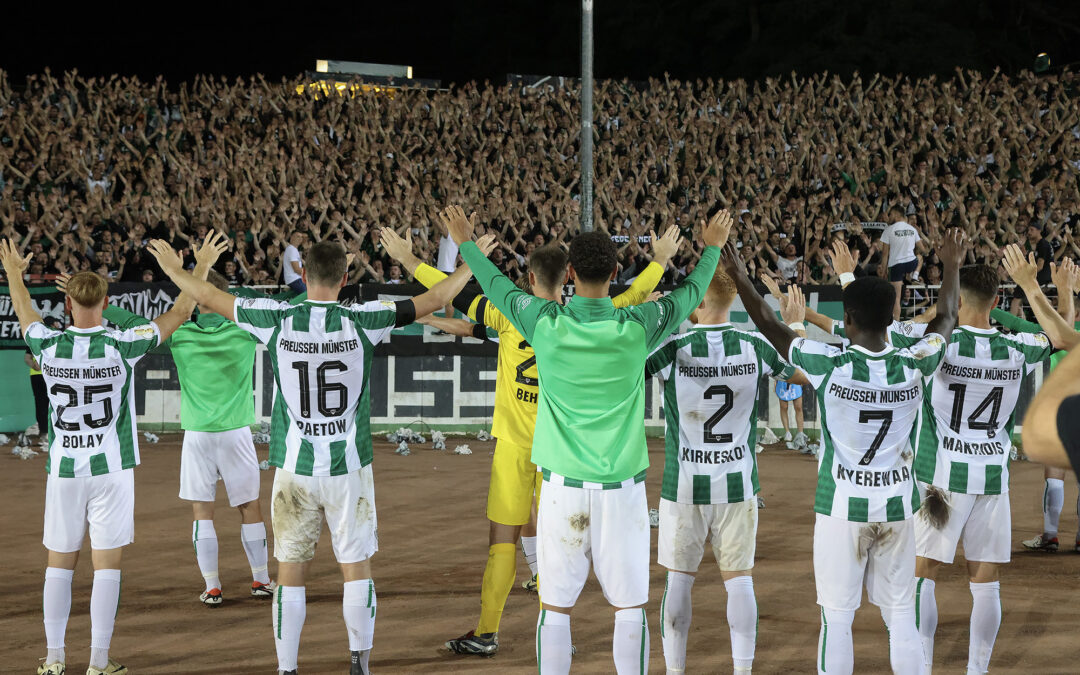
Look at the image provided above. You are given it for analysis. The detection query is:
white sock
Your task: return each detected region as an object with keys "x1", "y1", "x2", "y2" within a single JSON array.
[
  {"x1": 43, "y1": 567, "x2": 73, "y2": 664},
  {"x1": 1044, "y1": 479, "x2": 1064, "y2": 536},
  {"x1": 273, "y1": 585, "x2": 306, "y2": 671},
  {"x1": 241, "y1": 522, "x2": 271, "y2": 584},
  {"x1": 89, "y1": 569, "x2": 122, "y2": 669},
  {"x1": 725, "y1": 576, "x2": 757, "y2": 671},
  {"x1": 521, "y1": 535, "x2": 539, "y2": 576},
  {"x1": 916, "y1": 577, "x2": 937, "y2": 669},
  {"x1": 882, "y1": 606, "x2": 923, "y2": 675},
  {"x1": 343, "y1": 579, "x2": 376, "y2": 653},
  {"x1": 967, "y1": 581, "x2": 1001, "y2": 674},
  {"x1": 660, "y1": 571, "x2": 693, "y2": 673},
  {"x1": 818, "y1": 607, "x2": 854, "y2": 675},
  {"x1": 536, "y1": 609, "x2": 572, "y2": 674},
  {"x1": 613, "y1": 607, "x2": 649, "y2": 674},
  {"x1": 192, "y1": 520, "x2": 220, "y2": 591}
]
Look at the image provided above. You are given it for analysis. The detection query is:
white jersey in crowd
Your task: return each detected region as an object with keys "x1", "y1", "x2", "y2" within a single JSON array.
[
  {"x1": 647, "y1": 324, "x2": 796, "y2": 504},
  {"x1": 437, "y1": 234, "x2": 460, "y2": 273},
  {"x1": 233, "y1": 297, "x2": 405, "y2": 476},
  {"x1": 282, "y1": 244, "x2": 303, "y2": 283},
  {"x1": 881, "y1": 221, "x2": 921, "y2": 266},
  {"x1": 788, "y1": 333, "x2": 948, "y2": 522},
  {"x1": 913, "y1": 326, "x2": 1052, "y2": 494},
  {"x1": 25, "y1": 322, "x2": 161, "y2": 478}
]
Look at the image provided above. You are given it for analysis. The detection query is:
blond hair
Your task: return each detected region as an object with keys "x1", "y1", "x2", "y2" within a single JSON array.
[
  {"x1": 705, "y1": 269, "x2": 737, "y2": 308},
  {"x1": 66, "y1": 271, "x2": 109, "y2": 308}
]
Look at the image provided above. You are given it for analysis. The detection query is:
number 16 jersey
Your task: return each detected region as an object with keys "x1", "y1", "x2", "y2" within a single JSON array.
[
  {"x1": 234, "y1": 297, "x2": 410, "y2": 476},
  {"x1": 788, "y1": 334, "x2": 948, "y2": 522}
]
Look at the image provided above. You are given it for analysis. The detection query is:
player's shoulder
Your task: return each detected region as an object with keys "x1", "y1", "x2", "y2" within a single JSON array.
[
  {"x1": 344, "y1": 299, "x2": 399, "y2": 315},
  {"x1": 236, "y1": 296, "x2": 293, "y2": 313},
  {"x1": 896, "y1": 332, "x2": 947, "y2": 358},
  {"x1": 108, "y1": 323, "x2": 159, "y2": 343}
]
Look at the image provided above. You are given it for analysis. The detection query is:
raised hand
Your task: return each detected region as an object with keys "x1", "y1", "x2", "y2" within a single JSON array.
[
  {"x1": 1001, "y1": 244, "x2": 1038, "y2": 290},
  {"x1": 147, "y1": 239, "x2": 184, "y2": 276},
  {"x1": 827, "y1": 239, "x2": 859, "y2": 277},
  {"x1": 938, "y1": 227, "x2": 968, "y2": 268},
  {"x1": 0, "y1": 239, "x2": 32, "y2": 277},
  {"x1": 193, "y1": 230, "x2": 229, "y2": 267},
  {"x1": 440, "y1": 205, "x2": 475, "y2": 245},
  {"x1": 475, "y1": 233, "x2": 497, "y2": 257},
  {"x1": 650, "y1": 225, "x2": 683, "y2": 268},
  {"x1": 719, "y1": 242, "x2": 747, "y2": 279},
  {"x1": 380, "y1": 227, "x2": 415, "y2": 264},
  {"x1": 780, "y1": 284, "x2": 806, "y2": 325},
  {"x1": 759, "y1": 272, "x2": 784, "y2": 300},
  {"x1": 1050, "y1": 257, "x2": 1074, "y2": 293},
  {"x1": 55, "y1": 272, "x2": 71, "y2": 294},
  {"x1": 702, "y1": 209, "x2": 734, "y2": 248}
]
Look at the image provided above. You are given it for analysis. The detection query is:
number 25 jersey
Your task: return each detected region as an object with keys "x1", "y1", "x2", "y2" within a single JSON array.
[
  {"x1": 234, "y1": 297, "x2": 409, "y2": 476},
  {"x1": 788, "y1": 334, "x2": 948, "y2": 522}
]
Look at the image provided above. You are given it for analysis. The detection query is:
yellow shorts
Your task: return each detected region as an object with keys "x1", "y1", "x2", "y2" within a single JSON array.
[{"x1": 487, "y1": 437, "x2": 541, "y2": 526}]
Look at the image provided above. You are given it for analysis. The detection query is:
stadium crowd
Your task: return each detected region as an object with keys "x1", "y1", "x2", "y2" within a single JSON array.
[{"x1": 1, "y1": 67, "x2": 1079, "y2": 303}]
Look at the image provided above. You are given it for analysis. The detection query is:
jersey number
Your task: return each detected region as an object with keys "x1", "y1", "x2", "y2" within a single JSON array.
[
  {"x1": 703, "y1": 385, "x2": 734, "y2": 443},
  {"x1": 515, "y1": 340, "x2": 538, "y2": 386},
  {"x1": 50, "y1": 383, "x2": 114, "y2": 431},
  {"x1": 857, "y1": 410, "x2": 892, "y2": 465},
  {"x1": 291, "y1": 360, "x2": 348, "y2": 418},
  {"x1": 946, "y1": 384, "x2": 1003, "y2": 433}
]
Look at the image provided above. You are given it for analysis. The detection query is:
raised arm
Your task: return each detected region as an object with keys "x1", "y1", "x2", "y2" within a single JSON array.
[
  {"x1": 417, "y1": 314, "x2": 486, "y2": 339},
  {"x1": 411, "y1": 234, "x2": 496, "y2": 320},
  {"x1": 1022, "y1": 348, "x2": 1080, "y2": 473},
  {"x1": 1002, "y1": 246, "x2": 1079, "y2": 350},
  {"x1": 925, "y1": 228, "x2": 967, "y2": 340},
  {"x1": 724, "y1": 243, "x2": 799, "y2": 356},
  {"x1": 0, "y1": 239, "x2": 42, "y2": 332},
  {"x1": 149, "y1": 231, "x2": 229, "y2": 340},
  {"x1": 614, "y1": 225, "x2": 681, "y2": 307},
  {"x1": 147, "y1": 237, "x2": 236, "y2": 322}
]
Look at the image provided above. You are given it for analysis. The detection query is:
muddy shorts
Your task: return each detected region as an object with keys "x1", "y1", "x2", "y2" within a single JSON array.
[
  {"x1": 270, "y1": 465, "x2": 377, "y2": 564},
  {"x1": 657, "y1": 498, "x2": 758, "y2": 573},
  {"x1": 813, "y1": 513, "x2": 915, "y2": 611}
]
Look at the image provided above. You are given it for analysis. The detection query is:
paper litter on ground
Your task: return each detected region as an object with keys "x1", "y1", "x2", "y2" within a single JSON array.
[
  {"x1": 143, "y1": 432, "x2": 159, "y2": 443},
  {"x1": 395, "y1": 441, "x2": 411, "y2": 456},
  {"x1": 476, "y1": 430, "x2": 492, "y2": 441},
  {"x1": 431, "y1": 431, "x2": 447, "y2": 450},
  {"x1": 453, "y1": 444, "x2": 473, "y2": 455}
]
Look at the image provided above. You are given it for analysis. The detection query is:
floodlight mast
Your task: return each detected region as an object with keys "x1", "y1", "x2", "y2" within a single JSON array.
[{"x1": 580, "y1": 0, "x2": 595, "y2": 232}]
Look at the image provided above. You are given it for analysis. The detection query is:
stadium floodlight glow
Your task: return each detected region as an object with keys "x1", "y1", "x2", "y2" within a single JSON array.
[
  {"x1": 314, "y1": 60, "x2": 412, "y2": 79},
  {"x1": 316, "y1": 60, "x2": 329, "y2": 73}
]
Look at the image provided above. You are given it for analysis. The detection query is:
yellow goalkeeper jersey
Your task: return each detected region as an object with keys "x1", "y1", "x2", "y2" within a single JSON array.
[{"x1": 415, "y1": 261, "x2": 665, "y2": 447}]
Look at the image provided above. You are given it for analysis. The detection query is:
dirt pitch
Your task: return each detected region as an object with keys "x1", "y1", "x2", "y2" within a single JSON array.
[{"x1": 2, "y1": 436, "x2": 1080, "y2": 674}]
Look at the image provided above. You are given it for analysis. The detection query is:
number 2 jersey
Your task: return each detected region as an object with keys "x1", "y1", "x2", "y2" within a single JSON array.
[
  {"x1": 788, "y1": 334, "x2": 948, "y2": 522},
  {"x1": 24, "y1": 321, "x2": 161, "y2": 477},
  {"x1": 647, "y1": 324, "x2": 795, "y2": 504},
  {"x1": 233, "y1": 297, "x2": 414, "y2": 476},
  {"x1": 913, "y1": 326, "x2": 1052, "y2": 494}
]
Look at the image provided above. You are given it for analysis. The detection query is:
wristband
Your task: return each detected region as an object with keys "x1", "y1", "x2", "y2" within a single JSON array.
[
  {"x1": 788, "y1": 322, "x2": 806, "y2": 332},
  {"x1": 839, "y1": 272, "x2": 856, "y2": 287}
]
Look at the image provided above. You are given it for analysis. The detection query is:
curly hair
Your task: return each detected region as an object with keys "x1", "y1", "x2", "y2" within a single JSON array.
[
  {"x1": 568, "y1": 232, "x2": 618, "y2": 284},
  {"x1": 842, "y1": 276, "x2": 895, "y2": 331}
]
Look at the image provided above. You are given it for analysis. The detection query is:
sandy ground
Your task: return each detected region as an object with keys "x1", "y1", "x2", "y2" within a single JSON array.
[{"x1": 2, "y1": 436, "x2": 1080, "y2": 674}]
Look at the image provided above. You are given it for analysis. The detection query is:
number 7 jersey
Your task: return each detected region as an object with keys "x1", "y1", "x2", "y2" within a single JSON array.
[
  {"x1": 233, "y1": 297, "x2": 407, "y2": 476},
  {"x1": 788, "y1": 334, "x2": 948, "y2": 522}
]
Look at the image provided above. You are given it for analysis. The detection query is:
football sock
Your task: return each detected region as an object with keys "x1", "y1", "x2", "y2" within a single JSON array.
[
  {"x1": 241, "y1": 522, "x2": 271, "y2": 584},
  {"x1": 521, "y1": 535, "x2": 539, "y2": 576},
  {"x1": 818, "y1": 607, "x2": 854, "y2": 675},
  {"x1": 43, "y1": 567, "x2": 73, "y2": 665},
  {"x1": 967, "y1": 581, "x2": 1001, "y2": 675},
  {"x1": 916, "y1": 577, "x2": 938, "y2": 669},
  {"x1": 1043, "y1": 478, "x2": 1064, "y2": 536},
  {"x1": 89, "y1": 569, "x2": 121, "y2": 669},
  {"x1": 273, "y1": 585, "x2": 306, "y2": 672},
  {"x1": 881, "y1": 606, "x2": 922, "y2": 675},
  {"x1": 343, "y1": 579, "x2": 375, "y2": 664},
  {"x1": 725, "y1": 576, "x2": 757, "y2": 671},
  {"x1": 192, "y1": 519, "x2": 220, "y2": 591},
  {"x1": 613, "y1": 607, "x2": 649, "y2": 674},
  {"x1": 477, "y1": 543, "x2": 516, "y2": 634},
  {"x1": 536, "y1": 609, "x2": 572, "y2": 674},
  {"x1": 660, "y1": 571, "x2": 693, "y2": 672}
]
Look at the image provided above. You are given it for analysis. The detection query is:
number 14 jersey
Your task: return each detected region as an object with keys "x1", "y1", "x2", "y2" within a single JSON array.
[
  {"x1": 788, "y1": 334, "x2": 948, "y2": 522},
  {"x1": 234, "y1": 297, "x2": 407, "y2": 476}
]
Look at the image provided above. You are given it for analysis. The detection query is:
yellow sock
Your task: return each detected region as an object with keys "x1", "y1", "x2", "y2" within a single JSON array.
[{"x1": 476, "y1": 543, "x2": 517, "y2": 634}]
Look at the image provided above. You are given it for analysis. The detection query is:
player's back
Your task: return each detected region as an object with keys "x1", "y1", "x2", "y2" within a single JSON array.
[
  {"x1": 648, "y1": 325, "x2": 795, "y2": 504},
  {"x1": 789, "y1": 333, "x2": 947, "y2": 521},
  {"x1": 233, "y1": 298, "x2": 398, "y2": 476},
  {"x1": 482, "y1": 303, "x2": 540, "y2": 448},
  {"x1": 914, "y1": 326, "x2": 1052, "y2": 494},
  {"x1": 168, "y1": 313, "x2": 257, "y2": 432},
  {"x1": 26, "y1": 322, "x2": 160, "y2": 477}
]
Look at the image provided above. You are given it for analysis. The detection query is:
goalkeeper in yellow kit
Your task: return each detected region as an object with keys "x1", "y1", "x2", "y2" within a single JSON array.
[{"x1": 381, "y1": 221, "x2": 682, "y2": 655}]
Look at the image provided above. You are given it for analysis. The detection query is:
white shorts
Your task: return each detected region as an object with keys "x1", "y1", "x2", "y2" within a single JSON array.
[
  {"x1": 271, "y1": 465, "x2": 377, "y2": 564},
  {"x1": 914, "y1": 485, "x2": 1011, "y2": 564},
  {"x1": 814, "y1": 513, "x2": 916, "y2": 612},
  {"x1": 657, "y1": 498, "x2": 758, "y2": 573},
  {"x1": 179, "y1": 428, "x2": 261, "y2": 507},
  {"x1": 536, "y1": 479, "x2": 650, "y2": 608},
  {"x1": 43, "y1": 469, "x2": 135, "y2": 553}
]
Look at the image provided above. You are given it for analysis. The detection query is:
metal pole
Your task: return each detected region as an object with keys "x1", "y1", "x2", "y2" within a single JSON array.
[{"x1": 580, "y1": 0, "x2": 594, "y2": 232}]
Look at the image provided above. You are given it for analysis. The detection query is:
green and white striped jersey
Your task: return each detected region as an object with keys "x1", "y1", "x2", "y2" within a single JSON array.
[
  {"x1": 25, "y1": 322, "x2": 161, "y2": 478},
  {"x1": 913, "y1": 326, "x2": 1052, "y2": 494},
  {"x1": 647, "y1": 324, "x2": 796, "y2": 504},
  {"x1": 233, "y1": 297, "x2": 409, "y2": 477},
  {"x1": 788, "y1": 334, "x2": 948, "y2": 522},
  {"x1": 832, "y1": 319, "x2": 928, "y2": 348}
]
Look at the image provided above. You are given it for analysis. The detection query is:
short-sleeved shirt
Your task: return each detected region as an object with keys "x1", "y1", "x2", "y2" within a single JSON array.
[
  {"x1": 233, "y1": 297, "x2": 413, "y2": 476},
  {"x1": 913, "y1": 326, "x2": 1052, "y2": 494},
  {"x1": 788, "y1": 333, "x2": 948, "y2": 522},
  {"x1": 881, "y1": 221, "x2": 921, "y2": 266},
  {"x1": 459, "y1": 240, "x2": 721, "y2": 485},
  {"x1": 283, "y1": 245, "x2": 302, "y2": 284},
  {"x1": 647, "y1": 324, "x2": 796, "y2": 504},
  {"x1": 832, "y1": 319, "x2": 928, "y2": 348},
  {"x1": 25, "y1": 322, "x2": 161, "y2": 477},
  {"x1": 436, "y1": 235, "x2": 460, "y2": 273}
]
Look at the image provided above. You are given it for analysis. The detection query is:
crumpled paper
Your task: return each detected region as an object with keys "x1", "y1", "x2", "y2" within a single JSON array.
[
  {"x1": 395, "y1": 441, "x2": 411, "y2": 456},
  {"x1": 453, "y1": 444, "x2": 473, "y2": 455},
  {"x1": 431, "y1": 431, "x2": 447, "y2": 451}
]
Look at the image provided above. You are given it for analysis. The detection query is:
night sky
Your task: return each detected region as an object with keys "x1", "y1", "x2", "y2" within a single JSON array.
[{"x1": 5, "y1": 1, "x2": 1080, "y2": 84}]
